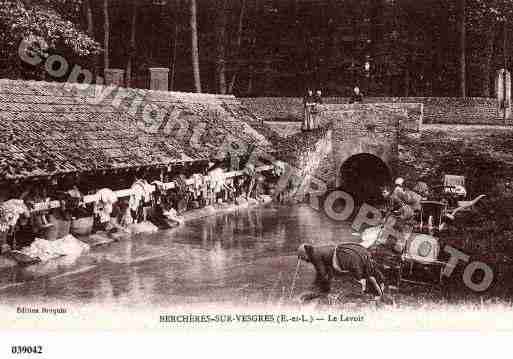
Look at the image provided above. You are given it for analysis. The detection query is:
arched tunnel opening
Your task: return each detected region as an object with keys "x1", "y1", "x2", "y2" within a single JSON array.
[{"x1": 338, "y1": 153, "x2": 392, "y2": 205}]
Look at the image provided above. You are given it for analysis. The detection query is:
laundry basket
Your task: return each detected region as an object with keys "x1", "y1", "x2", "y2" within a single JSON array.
[
  {"x1": 44, "y1": 214, "x2": 71, "y2": 241},
  {"x1": 70, "y1": 216, "x2": 94, "y2": 236}
]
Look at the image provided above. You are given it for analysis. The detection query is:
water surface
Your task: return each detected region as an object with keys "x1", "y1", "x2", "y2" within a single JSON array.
[{"x1": 0, "y1": 204, "x2": 357, "y2": 307}]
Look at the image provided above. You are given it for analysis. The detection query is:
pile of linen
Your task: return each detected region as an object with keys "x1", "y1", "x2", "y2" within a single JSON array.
[{"x1": 19, "y1": 234, "x2": 90, "y2": 262}]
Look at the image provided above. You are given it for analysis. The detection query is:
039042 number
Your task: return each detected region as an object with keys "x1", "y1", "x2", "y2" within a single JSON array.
[{"x1": 11, "y1": 346, "x2": 43, "y2": 354}]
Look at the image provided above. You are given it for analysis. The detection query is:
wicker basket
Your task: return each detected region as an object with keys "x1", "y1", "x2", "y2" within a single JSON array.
[{"x1": 70, "y1": 216, "x2": 94, "y2": 236}]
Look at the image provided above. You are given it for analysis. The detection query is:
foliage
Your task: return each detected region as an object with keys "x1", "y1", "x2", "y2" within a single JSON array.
[
  {"x1": 1, "y1": 0, "x2": 512, "y2": 95},
  {"x1": 0, "y1": 0, "x2": 101, "y2": 78},
  {"x1": 398, "y1": 126, "x2": 513, "y2": 263}
]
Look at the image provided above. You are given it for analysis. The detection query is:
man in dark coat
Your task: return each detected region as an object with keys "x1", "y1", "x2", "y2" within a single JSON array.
[
  {"x1": 309, "y1": 89, "x2": 323, "y2": 130},
  {"x1": 349, "y1": 86, "x2": 364, "y2": 104},
  {"x1": 297, "y1": 242, "x2": 385, "y2": 297},
  {"x1": 313, "y1": 89, "x2": 323, "y2": 105}
]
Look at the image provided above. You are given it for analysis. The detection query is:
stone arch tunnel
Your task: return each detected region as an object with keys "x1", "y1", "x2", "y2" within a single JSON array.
[
  {"x1": 269, "y1": 103, "x2": 422, "y2": 204},
  {"x1": 332, "y1": 132, "x2": 397, "y2": 204},
  {"x1": 338, "y1": 153, "x2": 392, "y2": 205}
]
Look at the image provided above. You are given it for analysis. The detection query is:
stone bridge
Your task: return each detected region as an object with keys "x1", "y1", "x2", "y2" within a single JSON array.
[{"x1": 268, "y1": 103, "x2": 422, "y2": 202}]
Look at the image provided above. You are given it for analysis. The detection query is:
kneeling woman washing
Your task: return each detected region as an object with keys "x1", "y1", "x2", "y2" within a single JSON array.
[{"x1": 297, "y1": 243, "x2": 385, "y2": 299}]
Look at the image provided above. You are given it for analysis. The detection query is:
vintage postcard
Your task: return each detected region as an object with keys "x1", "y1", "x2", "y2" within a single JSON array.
[{"x1": 1, "y1": 1, "x2": 513, "y2": 352}]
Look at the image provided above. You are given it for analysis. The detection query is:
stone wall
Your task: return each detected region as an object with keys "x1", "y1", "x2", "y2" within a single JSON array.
[
  {"x1": 367, "y1": 97, "x2": 499, "y2": 125},
  {"x1": 274, "y1": 104, "x2": 412, "y2": 188},
  {"x1": 320, "y1": 104, "x2": 404, "y2": 186},
  {"x1": 264, "y1": 102, "x2": 421, "y2": 139},
  {"x1": 295, "y1": 130, "x2": 334, "y2": 194},
  {"x1": 263, "y1": 121, "x2": 302, "y2": 138},
  {"x1": 241, "y1": 96, "x2": 501, "y2": 125}
]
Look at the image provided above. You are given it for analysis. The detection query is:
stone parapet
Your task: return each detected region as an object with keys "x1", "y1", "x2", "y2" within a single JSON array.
[{"x1": 241, "y1": 96, "x2": 501, "y2": 125}]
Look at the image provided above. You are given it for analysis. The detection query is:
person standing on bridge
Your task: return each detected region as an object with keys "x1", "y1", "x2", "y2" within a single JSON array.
[
  {"x1": 303, "y1": 89, "x2": 315, "y2": 131},
  {"x1": 349, "y1": 86, "x2": 364, "y2": 104},
  {"x1": 314, "y1": 89, "x2": 323, "y2": 105},
  {"x1": 310, "y1": 89, "x2": 323, "y2": 130}
]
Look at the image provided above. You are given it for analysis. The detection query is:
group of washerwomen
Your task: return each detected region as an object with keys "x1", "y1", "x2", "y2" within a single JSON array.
[
  {"x1": 295, "y1": 177, "x2": 424, "y2": 304},
  {"x1": 116, "y1": 167, "x2": 271, "y2": 230},
  {"x1": 0, "y1": 164, "x2": 275, "y2": 254},
  {"x1": 302, "y1": 86, "x2": 364, "y2": 131}
]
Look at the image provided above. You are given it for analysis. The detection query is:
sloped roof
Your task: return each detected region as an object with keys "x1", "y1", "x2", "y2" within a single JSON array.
[
  {"x1": 0, "y1": 79, "x2": 275, "y2": 180},
  {"x1": 109, "y1": 86, "x2": 276, "y2": 159}
]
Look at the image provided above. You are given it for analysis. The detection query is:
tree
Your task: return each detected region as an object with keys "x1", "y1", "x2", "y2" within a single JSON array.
[
  {"x1": 0, "y1": 0, "x2": 101, "y2": 79},
  {"x1": 103, "y1": 0, "x2": 109, "y2": 71},
  {"x1": 84, "y1": 0, "x2": 94, "y2": 36},
  {"x1": 189, "y1": 0, "x2": 201, "y2": 92},
  {"x1": 464, "y1": 0, "x2": 513, "y2": 96},
  {"x1": 228, "y1": 0, "x2": 246, "y2": 94},
  {"x1": 5, "y1": 0, "x2": 513, "y2": 96},
  {"x1": 82, "y1": 0, "x2": 100, "y2": 79},
  {"x1": 169, "y1": 0, "x2": 181, "y2": 91},
  {"x1": 126, "y1": 0, "x2": 137, "y2": 87},
  {"x1": 459, "y1": 0, "x2": 467, "y2": 97},
  {"x1": 215, "y1": 0, "x2": 227, "y2": 94},
  {"x1": 467, "y1": 0, "x2": 498, "y2": 96}
]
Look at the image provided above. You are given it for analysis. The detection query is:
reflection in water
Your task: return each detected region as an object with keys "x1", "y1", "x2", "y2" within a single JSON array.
[{"x1": 0, "y1": 204, "x2": 356, "y2": 307}]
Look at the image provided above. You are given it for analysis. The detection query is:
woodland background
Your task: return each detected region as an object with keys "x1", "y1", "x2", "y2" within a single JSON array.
[{"x1": 1, "y1": 0, "x2": 513, "y2": 97}]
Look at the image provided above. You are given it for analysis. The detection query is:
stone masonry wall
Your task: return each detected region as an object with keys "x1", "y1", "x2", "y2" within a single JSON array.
[
  {"x1": 264, "y1": 102, "x2": 420, "y2": 139},
  {"x1": 263, "y1": 121, "x2": 302, "y2": 138},
  {"x1": 276, "y1": 104, "x2": 412, "y2": 188},
  {"x1": 241, "y1": 96, "x2": 500, "y2": 125},
  {"x1": 320, "y1": 104, "x2": 404, "y2": 185}
]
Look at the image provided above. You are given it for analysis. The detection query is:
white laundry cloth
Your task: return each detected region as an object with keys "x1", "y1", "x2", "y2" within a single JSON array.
[{"x1": 20, "y1": 235, "x2": 90, "y2": 262}]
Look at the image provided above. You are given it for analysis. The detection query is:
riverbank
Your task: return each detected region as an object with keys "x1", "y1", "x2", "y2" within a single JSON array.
[
  {"x1": 0, "y1": 202, "x2": 512, "y2": 319},
  {"x1": 397, "y1": 124, "x2": 513, "y2": 297}
]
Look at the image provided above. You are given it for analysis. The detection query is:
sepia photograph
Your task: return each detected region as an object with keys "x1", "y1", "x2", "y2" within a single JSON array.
[{"x1": 1, "y1": 0, "x2": 513, "y2": 345}]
